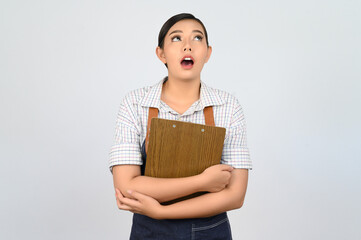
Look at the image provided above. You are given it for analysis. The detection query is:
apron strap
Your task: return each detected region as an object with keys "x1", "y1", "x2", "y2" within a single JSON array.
[
  {"x1": 203, "y1": 105, "x2": 215, "y2": 126},
  {"x1": 145, "y1": 106, "x2": 214, "y2": 154},
  {"x1": 145, "y1": 107, "x2": 159, "y2": 154}
]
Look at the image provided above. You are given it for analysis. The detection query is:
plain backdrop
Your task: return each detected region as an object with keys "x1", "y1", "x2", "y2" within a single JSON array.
[{"x1": 1, "y1": 0, "x2": 360, "y2": 239}]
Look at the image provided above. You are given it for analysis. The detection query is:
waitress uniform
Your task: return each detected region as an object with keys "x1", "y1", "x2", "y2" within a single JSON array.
[{"x1": 129, "y1": 106, "x2": 233, "y2": 240}]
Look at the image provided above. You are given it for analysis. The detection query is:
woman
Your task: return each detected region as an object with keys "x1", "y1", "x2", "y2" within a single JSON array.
[{"x1": 109, "y1": 13, "x2": 252, "y2": 239}]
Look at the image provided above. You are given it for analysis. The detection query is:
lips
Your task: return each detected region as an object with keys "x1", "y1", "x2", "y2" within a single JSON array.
[{"x1": 180, "y1": 55, "x2": 194, "y2": 67}]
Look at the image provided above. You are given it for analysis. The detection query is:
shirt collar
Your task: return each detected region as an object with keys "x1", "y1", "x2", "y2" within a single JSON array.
[{"x1": 139, "y1": 76, "x2": 226, "y2": 110}]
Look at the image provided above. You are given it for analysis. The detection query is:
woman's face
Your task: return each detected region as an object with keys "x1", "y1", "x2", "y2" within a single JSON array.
[{"x1": 156, "y1": 19, "x2": 212, "y2": 81}]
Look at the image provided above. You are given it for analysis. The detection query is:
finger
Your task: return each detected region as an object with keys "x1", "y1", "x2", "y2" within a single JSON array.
[
  {"x1": 126, "y1": 190, "x2": 145, "y2": 202},
  {"x1": 116, "y1": 196, "x2": 134, "y2": 211},
  {"x1": 116, "y1": 189, "x2": 136, "y2": 202},
  {"x1": 117, "y1": 188, "x2": 138, "y2": 200},
  {"x1": 117, "y1": 188, "x2": 132, "y2": 201},
  {"x1": 115, "y1": 189, "x2": 124, "y2": 205},
  {"x1": 115, "y1": 188, "x2": 124, "y2": 197},
  {"x1": 115, "y1": 189, "x2": 123, "y2": 200},
  {"x1": 116, "y1": 189, "x2": 135, "y2": 207},
  {"x1": 118, "y1": 204, "x2": 133, "y2": 211},
  {"x1": 117, "y1": 202, "x2": 133, "y2": 211},
  {"x1": 118, "y1": 194, "x2": 141, "y2": 208},
  {"x1": 115, "y1": 192, "x2": 125, "y2": 207}
]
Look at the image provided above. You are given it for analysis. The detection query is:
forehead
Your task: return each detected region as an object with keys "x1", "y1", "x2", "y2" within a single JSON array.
[{"x1": 167, "y1": 19, "x2": 205, "y2": 34}]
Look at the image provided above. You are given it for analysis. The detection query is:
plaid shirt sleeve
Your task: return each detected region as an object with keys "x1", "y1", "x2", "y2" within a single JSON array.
[
  {"x1": 221, "y1": 98, "x2": 252, "y2": 169},
  {"x1": 108, "y1": 95, "x2": 142, "y2": 174}
]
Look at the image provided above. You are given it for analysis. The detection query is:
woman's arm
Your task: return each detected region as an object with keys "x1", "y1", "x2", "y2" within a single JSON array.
[
  {"x1": 113, "y1": 164, "x2": 233, "y2": 203},
  {"x1": 116, "y1": 168, "x2": 249, "y2": 219},
  {"x1": 159, "y1": 169, "x2": 248, "y2": 219}
]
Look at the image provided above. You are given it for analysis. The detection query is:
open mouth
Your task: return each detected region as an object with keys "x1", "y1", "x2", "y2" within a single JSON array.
[{"x1": 181, "y1": 57, "x2": 194, "y2": 67}]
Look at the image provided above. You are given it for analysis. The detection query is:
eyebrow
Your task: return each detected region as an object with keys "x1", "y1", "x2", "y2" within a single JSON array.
[{"x1": 168, "y1": 30, "x2": 204, "y2": 36}]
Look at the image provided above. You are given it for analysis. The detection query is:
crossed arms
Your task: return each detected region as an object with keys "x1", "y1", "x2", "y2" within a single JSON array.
[{"x1": 112, "y1": 164, "x2": 249, "y2": 219}]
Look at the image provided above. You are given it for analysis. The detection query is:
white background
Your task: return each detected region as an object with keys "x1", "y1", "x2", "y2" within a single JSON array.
[{"x1": 1, "y1": 0, "x2": 360, "y2": 239}]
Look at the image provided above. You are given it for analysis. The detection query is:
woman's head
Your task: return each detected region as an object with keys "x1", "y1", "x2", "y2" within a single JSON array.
[
  {"x1": 158, "y1": 13, "x2": 209, "y2": 50},
  {"x1": 156, "y1": 13, "x2": 212, "y2": 79}
]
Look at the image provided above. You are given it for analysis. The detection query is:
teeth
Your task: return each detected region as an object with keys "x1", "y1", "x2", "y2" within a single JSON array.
[{"x1": 184, "y1": 57, "x2": 192, "y2": 60}]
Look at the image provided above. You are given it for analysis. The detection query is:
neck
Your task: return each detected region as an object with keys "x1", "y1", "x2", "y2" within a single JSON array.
[{"x1": 162, "y1": 74, "x2": 201, "y2": 104}]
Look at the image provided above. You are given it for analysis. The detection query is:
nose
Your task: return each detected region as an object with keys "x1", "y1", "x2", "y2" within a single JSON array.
[{"x1": 183, "y1": 38, "x2": 192, "y2": 51}]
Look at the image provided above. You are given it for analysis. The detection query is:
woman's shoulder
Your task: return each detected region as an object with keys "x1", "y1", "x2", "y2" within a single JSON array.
[
  {"x1": 204, "y1": 83, "x2": 242, "y2": 107},
  {"x1": 120, "y1": 83, "x2": 153, "y2": 105}
]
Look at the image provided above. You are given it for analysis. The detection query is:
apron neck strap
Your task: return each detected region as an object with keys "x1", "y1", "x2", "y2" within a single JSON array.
[{"x1": 203, "y1": 106, "x2": 215, "y2": 126}]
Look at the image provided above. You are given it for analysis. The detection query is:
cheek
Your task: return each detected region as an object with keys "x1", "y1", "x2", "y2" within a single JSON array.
[
  {"x1": 164, "y1": 51, "x2": 179, "y2": 64},
  {"x1": 197, "y1": 50, "x2": 209, "y2": 62}
]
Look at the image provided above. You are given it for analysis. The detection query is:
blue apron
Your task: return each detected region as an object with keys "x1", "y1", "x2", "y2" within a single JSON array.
[{"x1": 129, "y1": 139, "x2": 233, "y2": 240}]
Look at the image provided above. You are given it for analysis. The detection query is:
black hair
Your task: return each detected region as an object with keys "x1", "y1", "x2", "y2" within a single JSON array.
[{"x1": 158, "y1": 13, "x2": 209, "y2": 68}]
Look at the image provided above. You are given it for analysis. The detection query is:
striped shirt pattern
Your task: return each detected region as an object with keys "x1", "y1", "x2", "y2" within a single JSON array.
[{"x1": 109, "y1": 77, "x2": 252, "y2": 174}]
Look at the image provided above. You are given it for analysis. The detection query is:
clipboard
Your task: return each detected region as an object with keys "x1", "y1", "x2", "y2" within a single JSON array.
[{"x1": 144, "y1": 117, "x2": 226, "y2": 205}]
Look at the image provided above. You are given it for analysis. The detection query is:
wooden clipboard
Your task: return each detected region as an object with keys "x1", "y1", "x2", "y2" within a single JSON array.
[{"x1": 144, "y1": 118, "x2": 226, "y2": 205}]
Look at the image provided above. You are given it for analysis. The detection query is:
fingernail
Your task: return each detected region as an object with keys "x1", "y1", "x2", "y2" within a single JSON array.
[{"x1": 127, "y1": 190, "x2": 132, "y2": 194}]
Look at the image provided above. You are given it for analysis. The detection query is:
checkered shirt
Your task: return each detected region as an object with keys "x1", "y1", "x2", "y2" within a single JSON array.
[{"x1": 109, "y1": 77, "x2": 252, "y2": 174}]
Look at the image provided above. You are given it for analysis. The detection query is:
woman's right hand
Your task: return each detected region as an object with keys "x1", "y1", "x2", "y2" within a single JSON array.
[{"x1": 199, "y1": 164, "x2": 234, "y2": 192}]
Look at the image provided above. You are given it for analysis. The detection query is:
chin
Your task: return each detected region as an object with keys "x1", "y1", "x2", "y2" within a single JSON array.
[{"x1": 181, "y1": 76, "x2": 200, "y2": 82}]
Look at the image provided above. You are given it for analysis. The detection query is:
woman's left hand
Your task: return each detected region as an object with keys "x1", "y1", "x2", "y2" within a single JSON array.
[{"x1": 115, "y1": 188, "x2": 164, "y2": 220}]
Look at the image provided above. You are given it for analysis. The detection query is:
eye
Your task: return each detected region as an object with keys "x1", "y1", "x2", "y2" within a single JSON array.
[
  {"x1": 194, "y1": 35, "x2": 203, "y2": 41},
  {"x1": 171, "y1": 35, "x2": 181, "y2": 42}
]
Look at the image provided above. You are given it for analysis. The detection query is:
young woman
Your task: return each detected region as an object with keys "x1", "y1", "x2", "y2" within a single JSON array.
[{"x1": 109, "y1": 13, "x2": 252, "y2": 239}]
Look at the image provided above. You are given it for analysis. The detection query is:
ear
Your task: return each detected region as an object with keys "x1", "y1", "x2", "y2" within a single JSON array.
[
  {"x1": 156, "y1": 46, "x2": 167, "y2": 64},
  {"x1": 204, "y1": 45, "x2": 212, "y2": 63}
]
